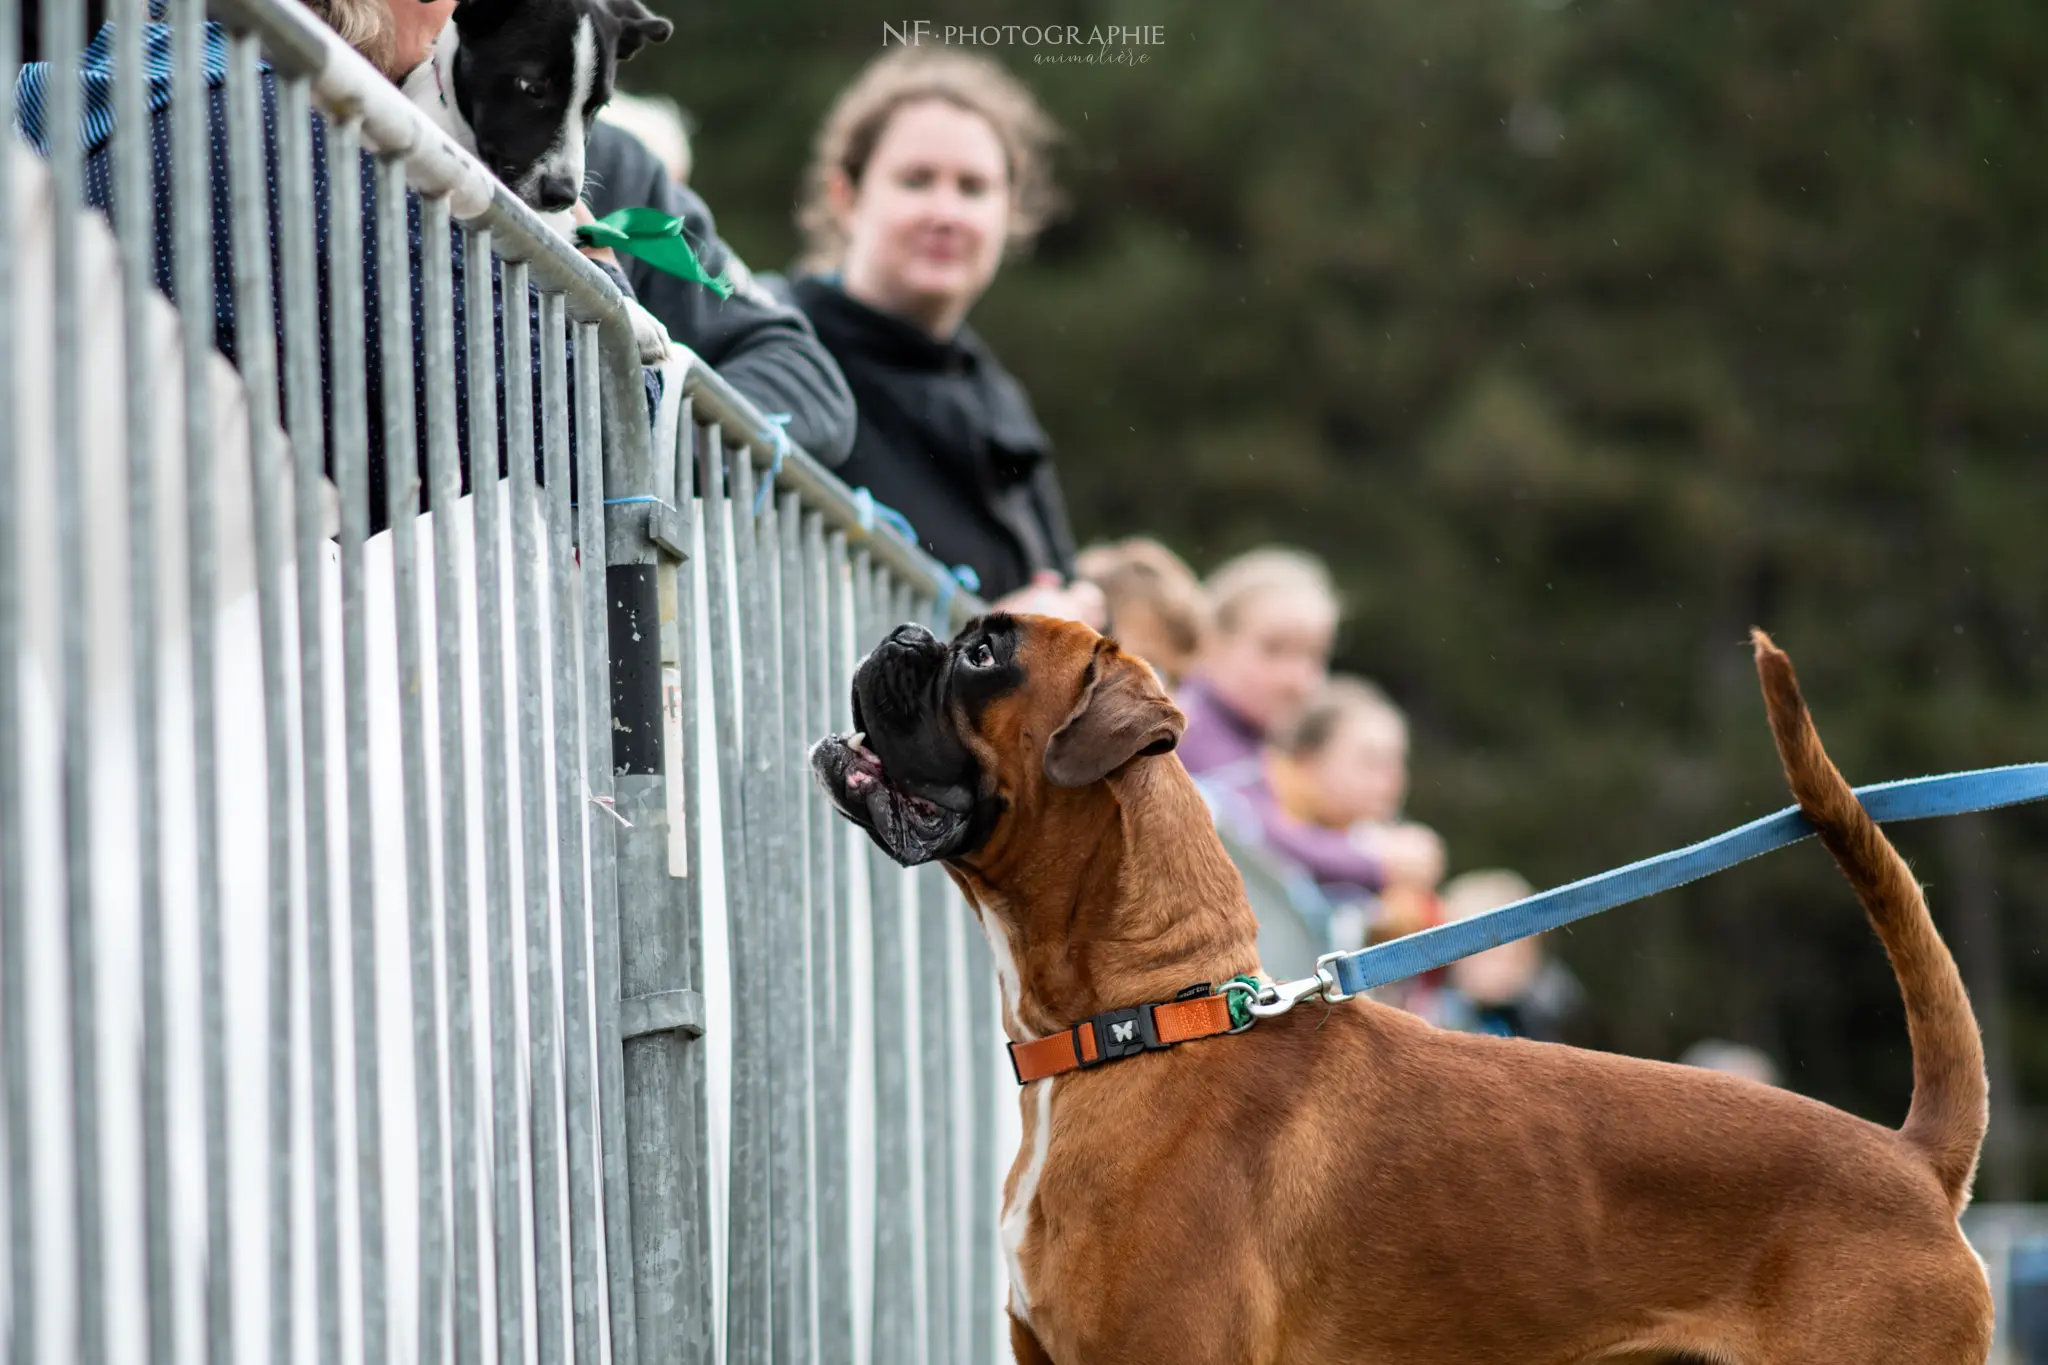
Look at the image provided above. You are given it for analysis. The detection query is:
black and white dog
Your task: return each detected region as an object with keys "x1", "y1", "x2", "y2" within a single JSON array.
[
  {"x1": 405, "y1": 0, "x2": 676, "y2": 357},
  {"x1": 404, "y1": 0, "x2": 671, "y2": 220}
]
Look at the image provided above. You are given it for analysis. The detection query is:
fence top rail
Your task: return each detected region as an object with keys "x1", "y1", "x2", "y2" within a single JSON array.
[
  {"x1": 677, "y1": 357, "x2": 985, "y2": 628},
  {"x1": 205, "y1": 0, "x2": 986, "y2": 624},
  {"x1": 206, "y1": 0, "x2": 634, "y2": 351}
]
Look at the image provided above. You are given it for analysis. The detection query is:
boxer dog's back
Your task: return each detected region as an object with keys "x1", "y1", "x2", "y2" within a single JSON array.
[{"x1": 813, "y1": 616, "x2": 1992, "y2": 1364}]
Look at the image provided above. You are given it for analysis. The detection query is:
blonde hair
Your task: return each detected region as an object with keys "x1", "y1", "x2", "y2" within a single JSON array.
[
  {"x1": 304, "y1": 0, "x2": 392, "y2": 76},
  {"x1": 1076, "y1": 538, "x2": 1211, "y2": 661},
  {"x1": 795, "y1": 47, "x2": 1064, "y2": 274},
  {"x1": 600, "y1": 90, "x2": 694, "y2": 186},
  {"x1": 1441, "y1": 869, "x2": 1536, "y2": 922},
  {"x1": 1203, "y1": 547, "x2": 1341, "y2": 636},
  {"x1": 1272, "y1": 676, "x2": 1404, "y2": 758}
]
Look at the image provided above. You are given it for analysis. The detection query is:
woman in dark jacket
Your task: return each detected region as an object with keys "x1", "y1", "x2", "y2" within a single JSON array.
[{"x1": 783, "y1": 47, "x2": 1099, "y2": 617}]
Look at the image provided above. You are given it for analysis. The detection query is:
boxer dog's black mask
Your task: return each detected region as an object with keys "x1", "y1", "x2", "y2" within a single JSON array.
[
  {"x1": 810, "y1": 615, "x2": 1020, "y2": 866},
  {"x1": 812, "y1": 613, "x2": 1184, "y2": 868}
]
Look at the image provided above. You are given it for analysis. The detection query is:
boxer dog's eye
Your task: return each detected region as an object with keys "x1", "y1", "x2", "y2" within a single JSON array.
[{"x1": 966, "y1": 641, "x2": 995, "y2": 669}]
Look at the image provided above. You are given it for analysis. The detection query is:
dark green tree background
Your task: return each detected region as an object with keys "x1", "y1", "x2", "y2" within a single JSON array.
[{"x1": 636, "y1": 0, "x2": 2048, "y2": 1195}]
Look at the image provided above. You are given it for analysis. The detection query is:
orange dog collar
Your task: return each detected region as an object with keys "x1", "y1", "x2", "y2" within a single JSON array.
[{"x1": 1008, "y1": 986, "x2": 1244, "y2": 1084}]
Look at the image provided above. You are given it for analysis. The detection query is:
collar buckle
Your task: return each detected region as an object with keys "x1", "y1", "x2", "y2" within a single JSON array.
[{"x1": 1081, "y1": 1004, "x2": 1164, "y2": 1067}]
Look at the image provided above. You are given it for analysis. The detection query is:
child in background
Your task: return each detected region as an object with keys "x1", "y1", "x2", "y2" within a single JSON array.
[
  {"x1": 1204, "y1": 676, "x2": 1445, "y2": 955},
  {"x1": 1265, "y1": 678, "x2": 1446, "y2": 950},
  {"x1": 1176, "y1": 548, "x2": 1339, "y2": 781},
  {"x1": 599, "y1": 90, "x2": 695, "y2": 187},
  {"x1": 1076, "y1": 538, "x2": 1211, "y2": 687},
  {"x1": 1429, "y1": 869, "x2": 1585, "y2": 1041}
]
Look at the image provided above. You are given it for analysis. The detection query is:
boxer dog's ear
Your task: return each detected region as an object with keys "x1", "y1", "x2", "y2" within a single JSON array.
[{"x1": 1043, "y1": 647, "x2": 1186, "y2": 788}]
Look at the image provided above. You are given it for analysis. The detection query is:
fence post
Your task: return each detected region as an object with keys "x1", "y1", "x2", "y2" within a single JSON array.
[{"x1": 606, "y1": 349, "x2": 712, "y2": 1365}]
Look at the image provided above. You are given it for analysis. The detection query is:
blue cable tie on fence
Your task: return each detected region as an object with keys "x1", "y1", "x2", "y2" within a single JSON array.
[
  {"x1": 851, "y1": 487, "x2": 918, "y2": 544},
  {"x1": 1324, "y1": 761, "x2": 2048, "y2": 997},
  {"x1": 750, "y1": 413, "x2": 792, "y2": 519},
  {"x1": 934, "y1": 563, "x2": 980, "y2": 622}
]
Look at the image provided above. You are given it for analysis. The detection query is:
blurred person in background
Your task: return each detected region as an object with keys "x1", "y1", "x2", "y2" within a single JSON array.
[
  {"x1": 1204, "y1": 676, "x2": 1444, "y2": 953},
  {"x1": 1680, "y1": 1039, "x2": 1782, "y2": 1087},
  {"x1": 599, "y1": 89, "x2": 693, "y2": 186},
  {"x1": 1267, "y1": 677, "x2": 1446, "y2": 949},
  {"x1": 1176, "y1": 547, "x2": 1339, "y2": 780},
  {"x1": 783, "y1": 48, "x2": 1099, "y2": 619},
  {"x1": 569, "y1": 87, "x2": 858, "y2": 464},
  {"x1": 1076, "y1": 537, "x2": 1210, "y2": 686},
  {"x1": 1427, "y1": 869, "x2": 1585, "y2": 1043}
]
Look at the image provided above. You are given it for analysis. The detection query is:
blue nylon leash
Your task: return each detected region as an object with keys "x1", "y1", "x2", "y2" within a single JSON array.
[{"x1": 1321, "y1": 762, "x2": 2048, "y2": 997}]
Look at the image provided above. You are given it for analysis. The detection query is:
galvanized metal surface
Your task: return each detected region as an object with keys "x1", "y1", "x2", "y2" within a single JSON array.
[{"x1": 2, "y1": 3, "x2": 1007, "y2": 1364}]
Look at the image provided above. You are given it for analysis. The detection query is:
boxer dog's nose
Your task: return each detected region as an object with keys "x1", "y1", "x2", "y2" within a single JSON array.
[{"x1": 886, "y1": 623, "x2": 939, "y2": 651}]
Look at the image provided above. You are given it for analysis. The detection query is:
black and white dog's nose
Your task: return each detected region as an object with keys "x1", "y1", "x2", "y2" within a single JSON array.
[{"x1": 535, "y1": 173, "x2": 579, "y2": 212}]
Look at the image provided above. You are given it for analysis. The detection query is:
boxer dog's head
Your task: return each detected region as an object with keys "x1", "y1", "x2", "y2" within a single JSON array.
[{"x1": 810, "y1": 613, "x2": 1185, "y2": 868}]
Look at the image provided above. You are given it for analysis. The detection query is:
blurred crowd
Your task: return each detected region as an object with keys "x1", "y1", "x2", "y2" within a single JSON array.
[{"x1": 1073, "y1": 538, "x2": 1584, "y2": 1041}]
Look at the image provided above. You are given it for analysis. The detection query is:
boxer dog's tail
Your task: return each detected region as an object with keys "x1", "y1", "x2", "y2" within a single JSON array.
[{"x1": 1752, "y1": 629, "x2": 1987, "y2": 1213}]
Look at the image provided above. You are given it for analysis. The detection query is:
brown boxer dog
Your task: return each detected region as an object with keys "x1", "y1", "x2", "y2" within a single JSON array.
[{"x1": 811, "y1": 615, "x2": 1992, "y2": 1364}]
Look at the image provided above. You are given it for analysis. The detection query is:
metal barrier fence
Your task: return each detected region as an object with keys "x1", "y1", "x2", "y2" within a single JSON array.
[{"x1": 0, "y1": 0, "x2": 1005, "y2": 1358}]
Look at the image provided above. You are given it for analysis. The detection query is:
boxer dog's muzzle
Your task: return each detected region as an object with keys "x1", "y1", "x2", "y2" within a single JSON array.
[{"x1": 810, "y1": 613, "x2": 1184, "y2": 867}]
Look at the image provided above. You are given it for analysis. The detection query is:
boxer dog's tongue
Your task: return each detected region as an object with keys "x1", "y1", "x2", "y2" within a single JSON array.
[{"x1": 810, "y1": 727, "x2": 970, "y2": 865}]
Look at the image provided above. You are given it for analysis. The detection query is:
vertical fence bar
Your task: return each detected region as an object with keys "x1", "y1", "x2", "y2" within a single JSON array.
[
  {"x1": 847, "y1": 550, "x2": 878, "y2": 1364},
  {"x1": 866, "y1": 568, "x2": 925, "y2": 1365},
  {"x1": 111, "y1": 0, "x2": 172, "y2": 1355},
  {"x1": 508, "y1": 272, "x2": 567, "y2": 1365},
  {"x1": 540, "y1": 292, "x2": 601, "y2": 1365},
  {"x1": 467, "y1": 238, "x2": 527, "y2": 1365},
  {"x1": 422, "y1": 196, "x2": 483, "y2": 1365},
  {"x1": 170, "y1": 0, "x2": 238, "y2": 1342},
  {"x1": 616, "y1": 395, "x2": 714, "y2": 1365},
  {"x1": 670, "y1": 410, "x2": 715, "y2": 1365},
  {"x1": 580, "y1": 322, "x2": 652, "y2": 1365},
  {"x1": 42, "y1": 0, "x2": 105, "y2": 1353},
  {"x1": 0, "y1": 0, "x2": 24, "y2": 1344},
  {"x1": 227, "y1": 31, "x2": 298, "y2": 1365},
  {"x1": 706, "y1": 430, "x2": 766, "y2": 1365},
  {"x1": 330, "y1": 111, "x2": 390, "y2": 1365},
  {"x1": 275, "y1": 67, "x2": 328, "y2": 1365},
  {"x1": 814, "y1": 527, "x2": 854, "y2": 1365},
  {"x1": 778, "y1": 488, "x2": 819, "y2": 1365},
  {"x1": 170, "y1": 51, "x2": 222, "y2": 1364},
  {"x1": 375, "y1": 151, "x2": 447, "y2": 1365},
  {"x1": 172, "y1": 38, "x2": 240, "y2": 1364},
  {"x1": 915, "y1": 837, "x2": 956, "y2": 1365},
  {"x1": 735, "y1": 447, "x2": 778, "y2": 1365},
  {"x1": 785, "y1": 502, "x2": 825, "y2": 1365},
  {"x1": 752, "y1": 478, "x2": 802, "y2": 1365},
  {"x1": 962, "y1": 901, "x2": 999, "y2": 1365}
]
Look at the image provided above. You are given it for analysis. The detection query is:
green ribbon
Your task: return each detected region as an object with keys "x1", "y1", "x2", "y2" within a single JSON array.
[{"x1": 575, "y1": 207, "x2": 732, "y2": 298}]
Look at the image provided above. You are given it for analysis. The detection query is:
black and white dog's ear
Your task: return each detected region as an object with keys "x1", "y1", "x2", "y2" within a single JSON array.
[
  {"x1": 608, "y1": 0, "x2": 672, "y2": 61},
  {"x1": 450, "y1": 0, "x2": 516, "y2": 37}
]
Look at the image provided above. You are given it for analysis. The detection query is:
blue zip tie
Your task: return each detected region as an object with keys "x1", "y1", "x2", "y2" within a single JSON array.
[
  {"x1": 851, "y1": 487, "x2": 917, "y2": 544},
  {"x1": 935, "y1": 562, "x2": 980, "y2": 622},
  {"x1": 751, "y1": 413, "x2": 792, "y2": 519}
]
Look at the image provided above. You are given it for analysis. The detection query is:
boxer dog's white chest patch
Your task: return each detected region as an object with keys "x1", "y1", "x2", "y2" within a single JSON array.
[
  {"x1": 964, "y1": 882, "x2": 1049, "y2": 1321},
  {"x1": 1002, "y1": 1076, "x2": 1054, "y2": 1325}
]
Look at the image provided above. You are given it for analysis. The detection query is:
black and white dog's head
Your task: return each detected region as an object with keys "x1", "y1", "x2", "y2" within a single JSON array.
[{"x1": 407, "y1": 0, "x2": 672, "y2": 214}]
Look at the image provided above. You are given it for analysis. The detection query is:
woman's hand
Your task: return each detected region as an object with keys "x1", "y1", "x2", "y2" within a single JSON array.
[{"x1": 571, "y1": 201, "x2": 620, "y2": 268}]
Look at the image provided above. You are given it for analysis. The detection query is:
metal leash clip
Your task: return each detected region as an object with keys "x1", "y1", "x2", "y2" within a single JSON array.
[{"x1": 1245, "y1": 952, "x2": 1359, "y2": 1020}]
